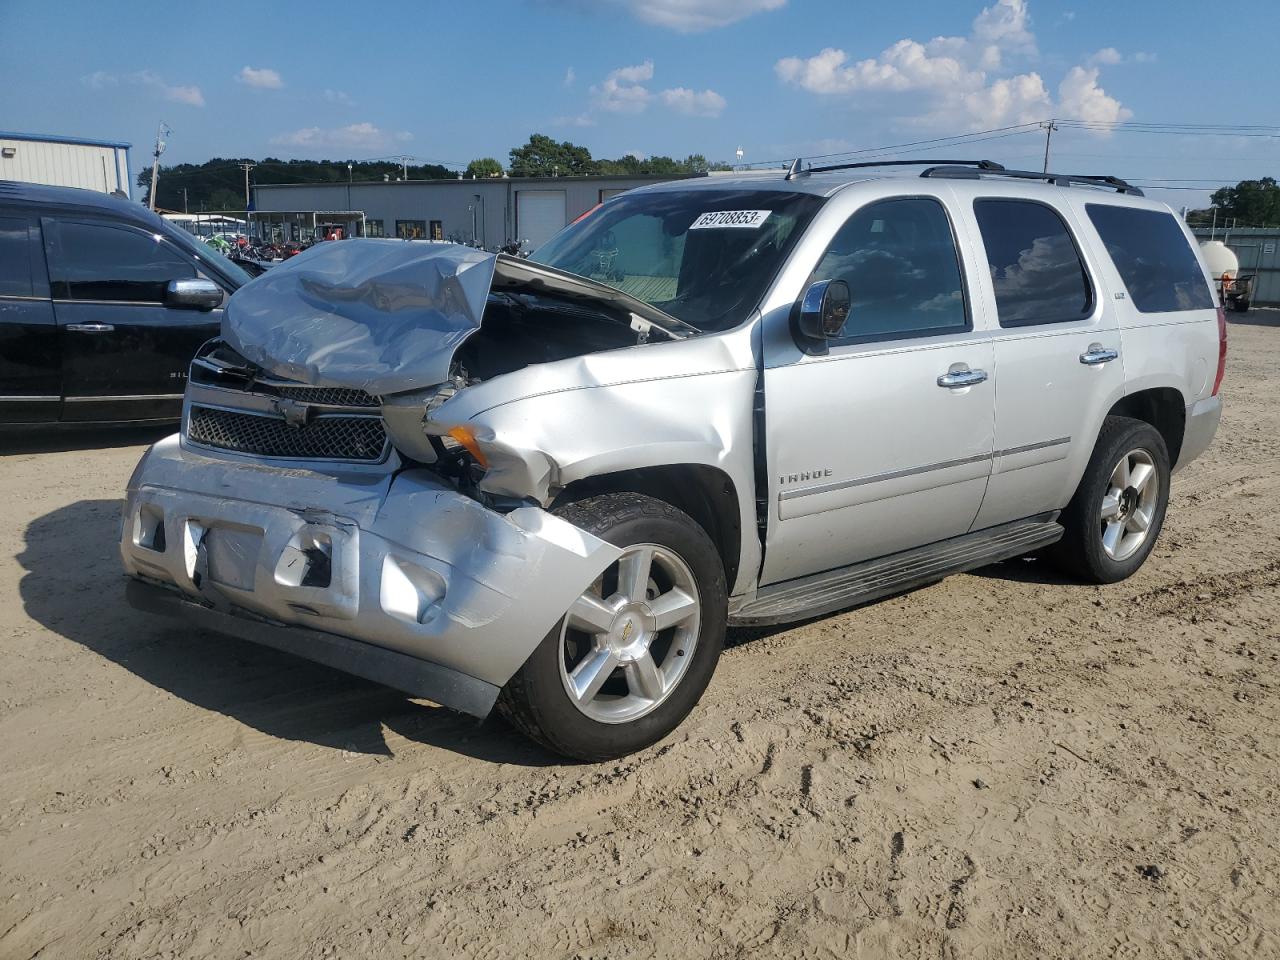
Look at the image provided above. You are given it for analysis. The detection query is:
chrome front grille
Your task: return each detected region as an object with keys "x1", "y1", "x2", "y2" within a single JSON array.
[
  {"x1": 274, "y1": 385, "x2": 380, "y2": 408},
  {"x1": 187, "y1": 405, "x2": 388, "y2": 462}
]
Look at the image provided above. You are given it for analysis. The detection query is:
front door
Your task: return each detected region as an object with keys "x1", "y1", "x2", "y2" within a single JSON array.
[
  {"x1": 0, "y1": 212, "x2": 60, "y2": 423},
  {"x1": 761, "y1": 193, "x2": 996, "y2": 585},
  {"x1": 42, "y1": 217, "x2": 222, "y2": 422}
]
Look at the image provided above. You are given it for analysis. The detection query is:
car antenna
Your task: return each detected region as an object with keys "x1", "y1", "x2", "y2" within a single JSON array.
[{"x1": 784, "y1": 157, "x2": 805, "y2": 181}]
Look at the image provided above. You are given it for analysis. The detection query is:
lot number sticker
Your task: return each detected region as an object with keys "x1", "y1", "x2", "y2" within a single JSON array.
[{"x1": 689, "y1": 210, "x2": 772, "y2": 230}]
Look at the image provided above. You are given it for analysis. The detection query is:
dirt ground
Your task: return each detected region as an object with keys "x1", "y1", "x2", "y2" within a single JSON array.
[{"x1": 2, "y1": 315, "x2": 1278, "y2": 960}]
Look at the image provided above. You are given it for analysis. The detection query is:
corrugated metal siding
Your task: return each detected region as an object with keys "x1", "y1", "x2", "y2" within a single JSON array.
[
  {"x1": 0, "y1": 137, "x2": 127, "y2": 193},
  {"x1": 252, "y1": 177, "x2": 683, "y2": 247},
  {"x1": 1193, "y1": 227, "x2": 1280, "y2": 306}
]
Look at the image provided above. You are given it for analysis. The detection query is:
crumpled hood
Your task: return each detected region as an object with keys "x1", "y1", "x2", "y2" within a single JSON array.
[
  {"x1": 223, "y1": 240, "x2": 497, "y2": 395},
  {"x1": 222, "y1": 240, "x2": 695, "y2": 397}
]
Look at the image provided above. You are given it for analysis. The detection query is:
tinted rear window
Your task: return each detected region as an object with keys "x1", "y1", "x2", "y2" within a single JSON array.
[
  {"x1": 973, "y1": 199, "x2": 1093, "y2": 327},
  {"x1": 0, "y1": 217, "x2": 34, "y2": 297},
  {"x1": 1085, "y1": 205, "x2": 1214, "y2": 313}
]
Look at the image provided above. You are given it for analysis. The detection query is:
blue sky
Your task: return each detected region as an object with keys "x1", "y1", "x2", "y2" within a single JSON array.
[{"x1": 2, "y1": 0, "x2": 1278, "y2": 207}]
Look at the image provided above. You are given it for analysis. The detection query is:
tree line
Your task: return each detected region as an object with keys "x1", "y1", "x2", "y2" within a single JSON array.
[
  {"x1": 138, "y1": 134, "x2": 733, "y2": 211},
  {"x1": 1187, "y1": 177, "x2": 1280, "y2": 228}
]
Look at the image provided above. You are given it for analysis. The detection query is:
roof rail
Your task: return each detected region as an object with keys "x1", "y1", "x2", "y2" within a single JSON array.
[
  {"x1": 919, "y1": 165, "x2": 1144, "y2": 196},
  {"x1": 786, "y1": 158, "x2": 1004, "y2": 180}
]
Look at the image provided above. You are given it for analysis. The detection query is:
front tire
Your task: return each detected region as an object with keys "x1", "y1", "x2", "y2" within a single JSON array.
[
  {"x1": 499, "y1": 492, "x2": 728, "y2": 761},
  {"x1": 1049, "y1": 416, "x2": 1171, "y2": 584}
]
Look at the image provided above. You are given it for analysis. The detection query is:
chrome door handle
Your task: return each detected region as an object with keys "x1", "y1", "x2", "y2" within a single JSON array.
[
  {"x1": 1080, "y1": 344, "x2": 1119, "y2": 365},
  {"x1": 937, "y1": 365, "x2": 989, "y2": 389},
  {"x1": 65, "y1": 322, "x2": 115, "y2": 333}
]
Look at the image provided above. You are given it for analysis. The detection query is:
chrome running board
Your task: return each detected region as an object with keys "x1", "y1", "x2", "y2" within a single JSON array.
[{"x1": 732, "y1": 515, "x2": 1063, "y2": 626}]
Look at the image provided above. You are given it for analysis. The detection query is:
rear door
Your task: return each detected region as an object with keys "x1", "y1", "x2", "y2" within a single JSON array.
[
  {"x1": 43, "y1": 217, "x2": 223, "y2": 422},
  {"x1": 962, "y1": 191, "x2": 1126, "y2": 529},
  {"x1": 0, "y1": 211, "x2": 60, "y2": 422}
]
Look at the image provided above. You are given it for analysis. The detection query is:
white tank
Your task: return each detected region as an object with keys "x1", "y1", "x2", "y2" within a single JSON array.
[{"x1": 1199, "y1": 240, "x2": 1239, "y2": 279}]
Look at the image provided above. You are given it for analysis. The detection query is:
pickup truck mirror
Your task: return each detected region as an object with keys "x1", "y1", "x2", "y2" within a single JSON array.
[
  {"x1": 166, "y1": 278, "x2": 223, "y2": 311},
  {"x1": 796, "y1": 278, "x2": 850, "y2": 345}
]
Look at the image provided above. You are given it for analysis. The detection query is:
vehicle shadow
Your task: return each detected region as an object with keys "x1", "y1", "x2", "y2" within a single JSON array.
[
  {"x1": 1227, "y1": 310, "x2": 1280, "y2": 329},
  {"x1": 18, "y1": 498, "x2": 562, "y2": 766},
  {"x1": 1, "y1": 425, "x2": 175, "y2": 455}
]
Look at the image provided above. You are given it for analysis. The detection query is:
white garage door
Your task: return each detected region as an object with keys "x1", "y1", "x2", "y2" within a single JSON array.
[{"x1": 517, "y1": 190, "x2": 567, "y2": 253}]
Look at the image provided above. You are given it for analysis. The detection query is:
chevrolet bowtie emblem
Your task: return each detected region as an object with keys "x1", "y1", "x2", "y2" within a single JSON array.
[{"x1": 275, "y1": 398, "x2": 313, "y2": 428}]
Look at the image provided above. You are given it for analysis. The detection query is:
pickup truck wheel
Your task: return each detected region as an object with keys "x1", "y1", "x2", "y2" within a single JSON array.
[
  {"x1": 1050, "y1": 416, "x2": 1170, "y2": 584},
  {"x1": 499, "y1": 492, "x2": 728, "y2": 761}
]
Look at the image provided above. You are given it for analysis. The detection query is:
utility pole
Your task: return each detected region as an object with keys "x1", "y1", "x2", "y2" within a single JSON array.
[
  {"x1": 183, "y1": 188, "x2": 188, "y2": 214},
  {"x1": 239, "y1": 162, "x2": 256, "y2": 236},
  {"x1": 147, "y1": 121, "x2": 170, "y2": 210},
  {"x1": 1040, "y1": 119, "x2": 1059, "y2": 174}
]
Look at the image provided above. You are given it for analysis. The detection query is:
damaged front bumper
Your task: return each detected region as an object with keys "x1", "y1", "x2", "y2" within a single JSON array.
[{"x1": 120, "y1": 436, "x2": 622, "y2": 716}]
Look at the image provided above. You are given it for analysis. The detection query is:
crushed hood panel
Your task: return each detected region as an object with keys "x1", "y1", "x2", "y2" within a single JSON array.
[
  {"x1": 223, "y1": 241, "x2": 497, "y2": 395},
  {"x1": 222, "y1": 241, "x2": 694, "y2": 397}
]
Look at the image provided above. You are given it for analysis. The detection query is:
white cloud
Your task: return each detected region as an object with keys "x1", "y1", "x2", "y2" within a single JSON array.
[
  {"x1": 564, "y1": 66, "x2": 576, "y2": 87},
  {"x1": 133, "y1": 70, "x2": 205, "y2": 107},
  {"x1": 591, "y1": 60, "x2": 655, "y2": 112},
  {"x1": 553, "y1": 112, "x2": 597, "y2": 128},
  {"x1": 581, "y1": 61, "x2": 727, "y2": 120},
  {"x1": 88, "y1": 70, "x2": 203, "y2": 105},
  {"x1": 1058, "y1": 65, "x2": 1132, "y2": 125},
  {"x1": 1132, "y1": 51, "x2": 1157, "y2": 64},
  {"x1": 322, "y1": 89, "x2": 354, "y2": 105},
  {"x1": 82, "y1": 70, "x2": 117, "y2": 89},
  {"x1": 612, "y1": 0, "x2": 785, "y2": 32},
  {"x1": 270, "y1": 122, "x2": 396, "y2": 150},
  {"x1": 236, "y1": 65, "x2": 283, "y2": 89},
  {"x1": 775, "y1": 0, "x2": 1128, "y2": 132},
  {"x1": 660, "y1": 87, "x2": 728, "y2": 117},
  {"x1": 394, "y1": 130, "x2": 414, "y2": 142}
]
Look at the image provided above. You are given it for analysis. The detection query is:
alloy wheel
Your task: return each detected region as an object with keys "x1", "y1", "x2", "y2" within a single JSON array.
[
  {"x1": 558, "y1": 543, "x2": 701, "y2": 724},
  {"x1": 1099, "y1": 448, "x2": 1160, "y2": 562}
]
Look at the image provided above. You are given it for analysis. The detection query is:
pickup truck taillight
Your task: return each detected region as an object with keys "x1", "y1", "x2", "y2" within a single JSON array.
[{"x1": 1212, "y1": 306, "x2": 1228, "y2": 396}]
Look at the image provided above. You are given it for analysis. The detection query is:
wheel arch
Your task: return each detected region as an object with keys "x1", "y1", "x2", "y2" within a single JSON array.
[
  {"x1": 553, "y1": 464, "x2": 744, "y2": 593},
  {"x1": 1106, "y1": 387, "x2": 1186, "y2": 467}
]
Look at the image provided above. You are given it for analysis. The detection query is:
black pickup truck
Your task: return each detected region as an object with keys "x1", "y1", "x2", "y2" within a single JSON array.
[{"x1": 0, "y1": 181, "x2": 249, "y2": 425}]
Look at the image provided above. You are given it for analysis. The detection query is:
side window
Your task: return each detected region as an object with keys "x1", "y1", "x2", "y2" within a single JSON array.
[
  {"x1": 812, "y1": 197, "x2": 968, "y2": 342},
  {"x1": 1085, "y1": 204, "x2": 1214, "y2": 312},
  {"x1": 973, "y1": 199, "x2": 1093, "y2": 327},
  {"x1": 364, "y1": 219, "x2": 385, "y2": 238},
  {"x1": 0, "y1": 217, "x2": 34, "y2": 297},
  {"x1": 49, "y1": 221, "x2": 196, "y2": 303}
]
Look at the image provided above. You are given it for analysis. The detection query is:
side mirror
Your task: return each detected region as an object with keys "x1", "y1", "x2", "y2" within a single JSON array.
[
  {"x1": 796, "y1": 278, "x2": 850, "y2": 344},
  {"x1": 165, "y1": 278, "x2": 223, "y2": 311}
]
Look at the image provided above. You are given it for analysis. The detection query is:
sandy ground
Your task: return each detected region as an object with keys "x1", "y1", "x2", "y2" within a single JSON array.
[{"x1": 1, "y1": 315, "x2": 1278, "y2": 960}]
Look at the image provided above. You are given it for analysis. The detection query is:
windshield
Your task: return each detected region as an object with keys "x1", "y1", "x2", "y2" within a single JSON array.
[{"x1": 531, "y1": 188, "x2": 824, "y2": 331}]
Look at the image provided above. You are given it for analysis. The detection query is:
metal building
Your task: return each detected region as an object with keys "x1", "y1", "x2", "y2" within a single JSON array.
[
  {"x1": 0, "y1": 131, "x2": 132, "y2": 195},
  {"x1": 250, "y1": 174, "x2": 697, "y2": 252},
  {"x1": 1192, "y1": 227, "x2": 1280, "y2": 306}
]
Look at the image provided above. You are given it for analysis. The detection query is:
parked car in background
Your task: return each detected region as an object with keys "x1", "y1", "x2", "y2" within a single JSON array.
[
  {"x1": 0, "y1": 181, "x2": 249, "y2": 425},
  {"x1": 121, "y1": 160, "x2": 1224, "y2": 760}
]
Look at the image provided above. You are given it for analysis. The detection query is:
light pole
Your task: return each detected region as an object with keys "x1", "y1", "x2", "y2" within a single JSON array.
[{"x1": 347, "y1": 163, "x2": 353, "y2": 182}]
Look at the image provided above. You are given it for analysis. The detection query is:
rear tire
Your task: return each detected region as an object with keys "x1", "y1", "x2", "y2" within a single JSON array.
[
  {"x1": 499, "y1": 492, "x2": 727, "y2": 761},
  {"x1": 1049, "y1": 416, "x2": 1170, "y2": 584}
]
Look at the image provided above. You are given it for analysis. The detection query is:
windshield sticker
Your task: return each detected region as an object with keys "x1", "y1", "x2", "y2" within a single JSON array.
[{"x1": 689, "y1": 210, "x2": 772, "y2": 230}]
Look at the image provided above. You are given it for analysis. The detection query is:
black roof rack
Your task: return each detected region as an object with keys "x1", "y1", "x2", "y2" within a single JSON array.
[
  {"x1": 919, "y1": 164, "x2": 1144, "y2": 196},
  {"x1": 787, "y1": 158, "x2": 1004, "y2": 180}
]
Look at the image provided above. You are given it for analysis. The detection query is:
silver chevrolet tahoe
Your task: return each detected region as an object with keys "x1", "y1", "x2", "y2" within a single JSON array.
[{"x1": 121, "y1": 159, "x2": 1225, "y2": 760}]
